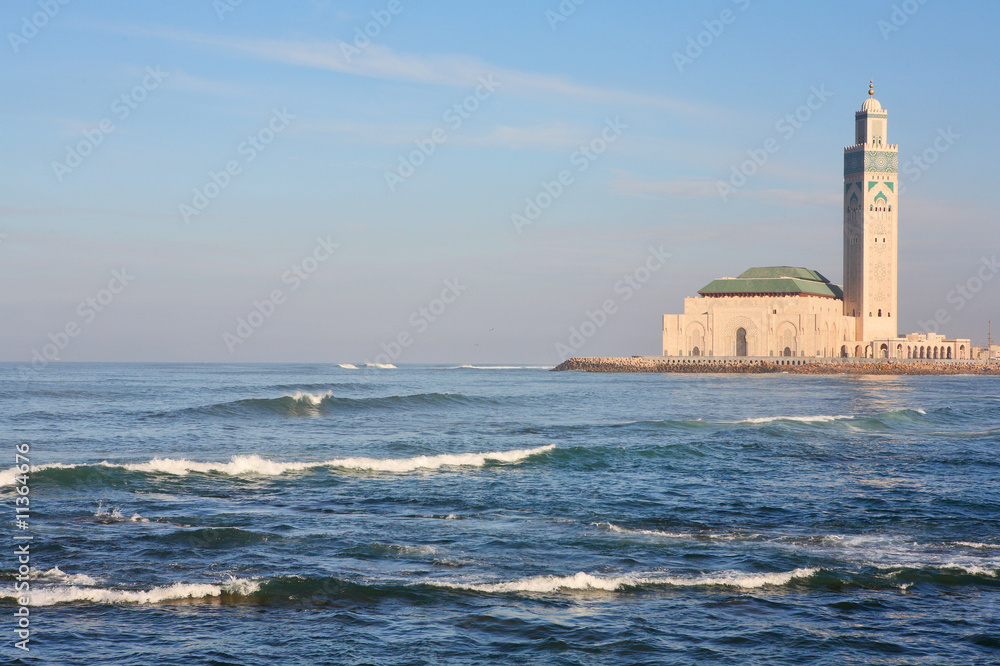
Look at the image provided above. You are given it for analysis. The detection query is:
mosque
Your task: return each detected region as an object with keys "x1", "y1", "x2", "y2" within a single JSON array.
[{"x1": 661, "y1": 82, "x2": 972, "y2": 361}]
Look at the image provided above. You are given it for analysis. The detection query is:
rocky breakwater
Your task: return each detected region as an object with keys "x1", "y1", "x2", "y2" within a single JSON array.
[
  {"x1": 553, "y1": 357, "x2": 1000, "y2": 375},
  {"x1": 552, "y1": 357, "x2": 783, "y2": 373}
]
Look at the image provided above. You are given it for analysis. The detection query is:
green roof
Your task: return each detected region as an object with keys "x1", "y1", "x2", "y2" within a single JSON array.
[
  {"x1": 736, "y1": 266, "x2": 829, "y2": 282},
  {"x1": 698, "y1": 266, "x2": 843, "y2": 299}
]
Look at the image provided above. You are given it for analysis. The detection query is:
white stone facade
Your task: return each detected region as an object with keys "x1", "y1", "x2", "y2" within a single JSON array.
[{"x1": 660, "y1": 83, "x2": 971, "y2": 360}]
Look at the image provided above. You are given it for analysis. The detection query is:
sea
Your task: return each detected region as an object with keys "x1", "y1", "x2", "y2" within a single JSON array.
[{"x1": 2, "y1": 363, "x2": 999, "y2": 665}]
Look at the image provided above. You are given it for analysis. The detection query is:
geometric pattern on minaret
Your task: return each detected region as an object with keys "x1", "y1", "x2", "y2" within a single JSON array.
[{"x1": 843, "y1": 80, "x2": 899, "y2": 341}]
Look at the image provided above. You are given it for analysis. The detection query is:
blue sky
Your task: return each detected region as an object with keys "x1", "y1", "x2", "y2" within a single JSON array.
[{"x1": 3, "y1": 0, "x2": 998, "y2": 364}]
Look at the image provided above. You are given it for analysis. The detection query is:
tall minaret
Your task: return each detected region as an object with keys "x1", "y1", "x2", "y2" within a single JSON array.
[{"x1": 843, "y1": 80, "x2": 898, "y2": 342}]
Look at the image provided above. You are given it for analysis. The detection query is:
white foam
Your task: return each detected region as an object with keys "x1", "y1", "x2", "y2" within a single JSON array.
[
  {"x1": 953, "y1": 541, "x2": 1000, "y2": 550},
  {"x1": 0, "y1": 445, "x2": 556, "y2": 485},
  {"x1": 337, "y1": 364, "x2": 358, "y2": 369},
  {"x1": 362, "y1": 363, "x2": 396, "y2": 369},
  {"x1": 736, "y1": 415, "x2": 853, "y2": 425},
  {"x1": 285, "y1": 390, "x2": 331, "y2": 405},
  {"x1": 38, "y1": 567, "x2": 99, "y2": 586},
  {"x1": 430, "y1": 568, "x2": 818, "y2": 594},
  {"x1": 10, "y1": 578, "x2": 261, "y2": 606},
  {"x1": 596, "y1": 522, "x2": 757, "y2": 542}
]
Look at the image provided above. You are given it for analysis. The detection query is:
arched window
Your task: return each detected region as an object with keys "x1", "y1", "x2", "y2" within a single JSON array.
[
  {"x1": 947, "y1": 348, "x2": 952, "y2": 359},
  {"x1": 736, "y1": 328, "x2": 748, "y2": 357},
  {"x1": 878, "y1": 309, "x2": 882, "y2": 317}
]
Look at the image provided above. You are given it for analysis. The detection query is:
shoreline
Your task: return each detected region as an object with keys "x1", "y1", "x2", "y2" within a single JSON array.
[{"x1": 553, "y1": 357, "x2": 1000, "y2": 375}]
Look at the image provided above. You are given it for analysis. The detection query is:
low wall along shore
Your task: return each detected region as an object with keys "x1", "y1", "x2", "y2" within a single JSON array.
[{"x1": 553, "y1": 357, "x2": 1000, "y2": 375}]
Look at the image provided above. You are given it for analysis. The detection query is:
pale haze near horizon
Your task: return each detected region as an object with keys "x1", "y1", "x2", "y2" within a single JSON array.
[{"x1": 2, "y1": 0, "x2": 998, "y2": 365}]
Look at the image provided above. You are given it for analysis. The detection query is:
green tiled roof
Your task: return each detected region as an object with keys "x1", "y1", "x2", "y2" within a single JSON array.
[
  {"x1": 698, "y1": 266, "x2": 843, "y2": 299},
  {"x1": 736, "y1": 266, "x2": 829, "y2": 282}
]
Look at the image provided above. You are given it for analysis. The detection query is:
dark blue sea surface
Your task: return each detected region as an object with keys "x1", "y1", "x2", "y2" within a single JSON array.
[{"x1": 2, "y1": 363, "x2": 999, "y2": 664}]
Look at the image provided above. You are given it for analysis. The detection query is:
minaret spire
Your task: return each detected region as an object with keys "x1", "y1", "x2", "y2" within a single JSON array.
[{"x1": 869, "y1": 79, "x2": 874, "y2": 97}]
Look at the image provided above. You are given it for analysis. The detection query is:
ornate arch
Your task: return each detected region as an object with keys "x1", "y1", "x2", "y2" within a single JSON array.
[
  {"x1": 723, "y1": 316, "x2": 760, "y2": 356},
  {"x1": 685, "y1": 322, "x2": 706, "y2": 356}
]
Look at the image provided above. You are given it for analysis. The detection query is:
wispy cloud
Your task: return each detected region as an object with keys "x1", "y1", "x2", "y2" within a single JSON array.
[
  {"x1": 610, "y1": 171, "x2": 843, "y2": 208},
  {"x1": 611, "y1": 172, "x2": 719, "y2": 199},
  {"x1": 101, "y1": 23, "x2": 702, "y2": 113}
]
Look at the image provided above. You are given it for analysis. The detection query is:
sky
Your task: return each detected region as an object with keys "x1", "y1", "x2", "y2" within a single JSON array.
[{"x1": 2, "y1": 0, "x2": 998, "y2": 365}]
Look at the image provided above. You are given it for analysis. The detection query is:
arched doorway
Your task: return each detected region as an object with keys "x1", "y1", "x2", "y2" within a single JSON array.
[
  {"x1": 840, "y1": 345, "x2": 847, "y2": 358},
  {"x1": 896, "y1": 344, "x2": 903, "y2": 357},
  {"x1": 947, "y1": 348, "x2": 952, "y2": 359},
  {"x1": 880, "y1": 344, "x2": 889, "y2": 358},
  {"x1": 959, "y1": 345, "x2": 966, "y2": 359},
  {"x1": 919, "y1": 347, "x2": 925, "y2": 359},
  {"x1": 933, "y1": 347, "x2": 939, "y2": 359},
  {"x1": 855, "y1": 345, "x2": 862, "y2": 358},
  {"x1": 736, "y1": 328, "x2": 747, "y2": 357},
  {"x1": 783, "y1": 346, "x2": 792, "y2": 357},
  {"x1": 692, "y1": 346, "x2": 700, "y2": 357}
]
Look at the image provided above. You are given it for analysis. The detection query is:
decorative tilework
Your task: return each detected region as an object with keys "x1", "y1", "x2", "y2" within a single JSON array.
[
  {"x1": 865, "y1": 151, "x2": 897, "y2": 173},
  {"x1": 844, "y1": 151, "x2": 898, "y2": 175}
]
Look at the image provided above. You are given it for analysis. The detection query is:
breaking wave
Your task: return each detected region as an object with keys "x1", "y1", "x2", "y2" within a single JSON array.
[
  {"x1": 9, "y1": 578, "x2": 261, "y2": 607},
  {"x1": 426, "y1": 568, "x2": 820, "y2": 594},
  {"x1": 158, "y1": 391, "x2": 507, "y2": 418},
  {"x1": 0, "y1": 445, "x2": 556, "y2": 486}
]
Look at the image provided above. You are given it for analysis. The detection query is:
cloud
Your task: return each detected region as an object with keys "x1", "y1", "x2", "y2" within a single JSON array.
[
  {"x1": 610, "y1": 171, "x2": 843, "y2": 208},
  {"x1": 610, "y1": 172, "x2": 719, "y2": 199},
  {"x1": 102, "y1": 24, "x2": 702, "y2": 113},
  {"x1": 458, "y1": 122, "x2": 595, "y2": 149}
]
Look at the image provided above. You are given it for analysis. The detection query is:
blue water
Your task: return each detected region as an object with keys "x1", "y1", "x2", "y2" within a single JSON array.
[{"x1": 2, "y1": 363, "x2": 1000, "y2": 664}]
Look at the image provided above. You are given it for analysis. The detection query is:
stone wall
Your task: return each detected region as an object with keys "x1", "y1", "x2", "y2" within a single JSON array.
[{"x1": 553, "y1": 357, "x2": 1000, "y2": 375}]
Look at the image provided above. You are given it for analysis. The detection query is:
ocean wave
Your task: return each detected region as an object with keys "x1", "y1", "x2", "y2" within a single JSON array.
[
  {"x1": 0, "y1": 445, "x2": 556, "y2": 486},
  {"x1": 427, "y1": 568, "x2": 819, "y2": 594},
  {"x1": 732, "y1": 415, "x2": 854, "y2": 425},
  {"x1": 361, "y1": 363, "x2": 396, "y2": 369},
  {"x1": 35, "y1": 567, "x2": 99, "y2": 586},
  {"x1": 8, "y1": 577, "x2": 261, "y2": 607},
  {"x1": 594, "y1": 522, "x2": 759, "y2": 542},
  {"x1": 164, "y1": 390, "x2": 503, "y2": 418},
  {"x1": 93, "y1": 501, "x2": 150, "y2": 524},
  {"x1": 337, "y1": 364, "x2": 358, "y2": 369}
]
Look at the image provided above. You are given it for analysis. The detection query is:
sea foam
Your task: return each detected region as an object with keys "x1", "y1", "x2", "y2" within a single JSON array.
[
  {"x1": 7, "y1": 578, "x2": 261, "y2": 606},
  {"x1": 0, "y1": 445, "x2": 556, "y2": 485},
  {"x1": 429, "y1": 568, "x2": 819, "y2": 594}
]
